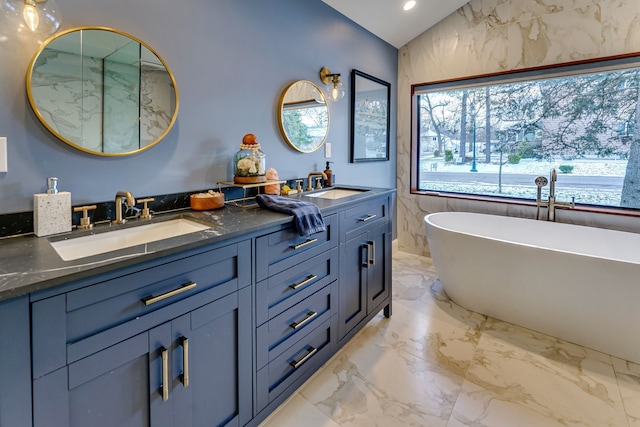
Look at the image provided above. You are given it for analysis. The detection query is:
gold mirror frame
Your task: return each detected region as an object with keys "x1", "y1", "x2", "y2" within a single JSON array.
[
  {"x1": 26, "y1": 26, "x2": 179, "y2": 156},
  {"x1": 277, "y1": 80, "x2": 329, "y2": 153}
]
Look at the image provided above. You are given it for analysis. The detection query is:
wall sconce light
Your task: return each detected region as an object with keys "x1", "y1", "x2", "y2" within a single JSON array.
[
  {"x1": 0, "y1": 0, "x2": 62, "y2": 38},
  {"x1": 319, "y1": 67, "x2": 345, "y2": 102}
]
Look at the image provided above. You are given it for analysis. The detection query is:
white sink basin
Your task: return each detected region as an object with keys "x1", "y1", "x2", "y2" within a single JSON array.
[
  {"x1": 303, "y1": 188, "x2": 367, "y2": 199},
  {"x1": 50, "y1": 218, "x2": 211, "y2": 261}
]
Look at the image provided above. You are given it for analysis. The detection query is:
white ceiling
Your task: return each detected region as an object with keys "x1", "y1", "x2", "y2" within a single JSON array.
[{"x1": 321, "y1": 0, "x2": 470, "y2": 48}]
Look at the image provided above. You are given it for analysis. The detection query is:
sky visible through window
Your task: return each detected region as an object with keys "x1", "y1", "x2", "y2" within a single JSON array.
[{"x1": 415, "y1": 59, "x2": 640, "y2": 209}]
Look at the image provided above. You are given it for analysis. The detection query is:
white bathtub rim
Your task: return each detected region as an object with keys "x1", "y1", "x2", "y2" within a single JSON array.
[{"x1": 424, "y1": 211, "x2": 640, "y2": 266}]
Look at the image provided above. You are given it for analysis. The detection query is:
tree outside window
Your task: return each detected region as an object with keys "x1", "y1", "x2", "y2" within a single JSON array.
[{"x1": 415, "y1": 59, "x2": 640, "y2": 209}]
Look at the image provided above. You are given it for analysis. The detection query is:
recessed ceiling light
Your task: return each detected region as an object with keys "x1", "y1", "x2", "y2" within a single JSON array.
[{"x1": 403, "y1": 1, "x2": 416, "y2": 11}]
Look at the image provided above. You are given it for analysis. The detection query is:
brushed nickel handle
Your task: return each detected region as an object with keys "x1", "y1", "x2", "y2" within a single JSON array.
[
  {"x1": 291, "y1": 238, "x2": 318, "y2": 250},
  {"x1": 160, "y1": 346, "x2": 169, "y2": 401},
  {"x1": 368, "y1": 240, "x2": 376, "y2": 266},
  {"x1": 142, "y1": 282, "x2": 197, "y2": 306},
  {"x1": 290, "y1": 311, "x2": 318, "y2": 330},
  {"x1": 289, "y1": 274, "x2": 317, "y2": 290},
  {"x1": 358, "y1": 214, "x2": 377, "y2": 222},
  {"x1": 290, "y1": 346, "x2": 318, "y2": 369},
  {"x1": 180, "y1": 336, "x2": 189, "y2": 388},
  {"x1": 362, "y1": 244, "x2": 370, "y2": 268}
]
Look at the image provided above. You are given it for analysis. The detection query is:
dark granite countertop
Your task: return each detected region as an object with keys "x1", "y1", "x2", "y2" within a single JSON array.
[{"x1": 0, "y1": 186, "x2": 394, "y2": 302}]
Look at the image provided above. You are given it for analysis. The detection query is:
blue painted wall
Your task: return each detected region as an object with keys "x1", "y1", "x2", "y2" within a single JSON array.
[{"x1": 0, "y1": 0, "x2": 397, "y2": 213}]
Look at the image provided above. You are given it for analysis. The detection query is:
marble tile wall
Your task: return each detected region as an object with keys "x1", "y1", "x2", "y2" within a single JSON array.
[
  {"x1": 31, "y1": 50, "x2": 173, "y2": 154},
  {"x1": 397, "y1": 0, "x2": 640, "y2": 256},
  {"x1": 103, "y1": 59, "x2": 140, "y2": 153},
  {"x1": 140, "y1": 67, "x2": 175, "y2": 147},
  {"x1": 31, "y1": 50, "x2": 103, "y2": 152}
]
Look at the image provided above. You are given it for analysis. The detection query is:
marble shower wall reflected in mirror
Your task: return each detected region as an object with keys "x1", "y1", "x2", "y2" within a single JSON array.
[{"x1": 26, "y1": 27, "x2": 179, "y2": 156}]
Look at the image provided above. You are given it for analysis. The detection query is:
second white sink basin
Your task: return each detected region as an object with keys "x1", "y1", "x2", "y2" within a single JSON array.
[
  {"x1": 303, "y1": 188, "x2": 367, "y2": 199},
  {"x1": 50, "y1": 218, "x2": 211, "y2": 261}
]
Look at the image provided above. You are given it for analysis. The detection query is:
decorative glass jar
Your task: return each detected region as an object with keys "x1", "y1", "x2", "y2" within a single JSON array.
[{"x1": 233, "y1": 134, "x2": 266, "y2": 183}]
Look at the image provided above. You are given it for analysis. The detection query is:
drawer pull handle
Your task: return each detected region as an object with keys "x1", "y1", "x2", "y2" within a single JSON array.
[
  {"x1": 180, "y1": 336, "x2": 189, "y2": 388},
  {"x1": 291, "y1": 238, "x2": 318, "y2": 250},
  {"x1": 160, "y1": 346, "x2": 169, "y2": 401},
  {"x1": 290, "y1": 346, "x2": 318, "y2": 369},
  {"x1": 290, "y1": 311, "x2": 318, "y2": 330},
  {"x1": 358, "y1": 214, "x2": 377, "y2": 222},
  {"x1": 368, "y1": 240, "x2": 376, "y2": 266},
  {"x1": 289, "y1": 274, "x2": 317, "y2": 290},
  {"x1": 142, "y1": 282, "x2": 197, "y2": 306}
]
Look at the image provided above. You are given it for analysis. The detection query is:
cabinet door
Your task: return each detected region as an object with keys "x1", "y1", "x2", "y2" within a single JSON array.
[
  {"x1": 177, "y1": 287, "x2": 252, "y2": 427},
  {"x1": 0, "y1": 296, "x2": 32, "y2": 427},
  {"x1": 338, "y1": 233, "x2": 368, "y2": 340},
  {"x1": 33, "y1": 288, "x2": 252, "y2": 427},
  {"x1": 366, "y1": 223, "x2": 391, "y2": 313},
  {"x1": 33, "y1": 324, "x2": 172, "y2": 427}
]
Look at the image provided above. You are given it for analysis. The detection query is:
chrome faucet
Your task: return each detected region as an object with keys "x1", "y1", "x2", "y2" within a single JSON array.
[
  {"x1": 113, "y1": 190, "x2": 135, "y2": 224},
  {"x1": 306, "y1": 171, "x2": 328, "y2": 191},
  {"x1": 534, "y1": 169, "x2": 574, "y2": 221}
]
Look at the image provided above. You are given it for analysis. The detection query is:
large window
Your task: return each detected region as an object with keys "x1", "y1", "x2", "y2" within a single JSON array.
[{"x1": 414, "y1": 56, "x2": 640, "y2": 209}]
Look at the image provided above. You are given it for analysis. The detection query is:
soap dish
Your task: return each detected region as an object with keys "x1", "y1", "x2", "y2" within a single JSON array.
[{"x1": 190, "y1": 191, "x2": 225, "y2": 211}]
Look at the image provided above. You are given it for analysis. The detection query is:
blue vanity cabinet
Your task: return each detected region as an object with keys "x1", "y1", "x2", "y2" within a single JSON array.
[
  {"x1": 0, "y1": 296, "x2": 32, "y2": 427},
  {"x1": 338, "y1": 196, "x2": 392, "y2": 342},
  {"x1": 30, "y1": 240, "x2": 252, "y2": 427},
  {"x1": 253, "y1": 215, "x2": 339, "y2": 417}
]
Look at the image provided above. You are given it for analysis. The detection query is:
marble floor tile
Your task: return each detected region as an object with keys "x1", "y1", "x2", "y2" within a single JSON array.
[
  {"x1": 260, "y1": 251, "x2": 640, "y2": 426},
  {"x1": 298, "y1": 331, "x2": 462, "y2": 426},
  {"x1": 613, "y1": 357, "x2": 640, "y2": 426},
  {"x1": 259, "y1": 392, "x2": 341, "y2": 427},
  {"x1": 450, "y1": 318, "x2": 628, "y2": 426}
]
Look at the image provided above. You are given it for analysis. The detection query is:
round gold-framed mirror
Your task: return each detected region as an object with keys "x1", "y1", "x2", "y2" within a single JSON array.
[
  {"x1": 26, "y1": 26, "x2": 179, "y2": 156},
  {"x1": 277, "y1": 80, "x2": 329, "y2": 153}
]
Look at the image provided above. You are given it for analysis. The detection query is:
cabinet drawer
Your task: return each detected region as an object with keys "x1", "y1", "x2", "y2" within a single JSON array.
[
  {"x1": 256, "y1": 247, "x2": 337, "y2": 326},
  {"x1": 256, "y1": 317, "x2": 336, "y2": 411},
  {"x1": 32, "y1": 240, "x2": 251, "y2": 378},
  {"x1": 341, "y1": 197, "x2": 388, "y2": 240},
  {"x1": 256, "y1": 281, "x2": 336, "y2": 369},
  {"x1": 256, "y1": 214, "x2": 337, "y2": 282}
]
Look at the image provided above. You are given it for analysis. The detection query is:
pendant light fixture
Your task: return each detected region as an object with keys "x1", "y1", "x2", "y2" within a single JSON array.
[{"x1": 0, "y1": 0, "x2": 61, "y2": 38}]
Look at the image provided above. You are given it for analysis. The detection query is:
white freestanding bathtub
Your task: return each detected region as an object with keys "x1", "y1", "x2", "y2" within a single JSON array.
[{"x1": 425, "y1": 211, "x2": 640, "y2": 364}]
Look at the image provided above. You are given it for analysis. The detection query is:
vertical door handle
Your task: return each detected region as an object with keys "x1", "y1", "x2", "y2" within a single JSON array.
[
  {"x1": 180, "y1": 336, "x2": 189, "y2": 388},
  {"x1": 362, "y1": 243, "x2": 370, "y2": 268},
  {"x1": 367, "y1": 240, "x2": 376, "y2": 266},
  {"x1": 160, "y1": 346, "x2": 169, "y2": 401}
]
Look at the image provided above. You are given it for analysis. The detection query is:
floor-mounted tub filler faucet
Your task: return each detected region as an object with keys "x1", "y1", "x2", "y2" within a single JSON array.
[{"x1": 534, "y1": 168, "x2": 575, "y2": 221}]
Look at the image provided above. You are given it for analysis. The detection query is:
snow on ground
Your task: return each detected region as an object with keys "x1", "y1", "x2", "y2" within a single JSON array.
[
  {"x1": 423, "y1": 157, "x2": 627, "y2": 176},
  {"x1": 419, "y1": 157, "x2": 627, "y2": 206}
]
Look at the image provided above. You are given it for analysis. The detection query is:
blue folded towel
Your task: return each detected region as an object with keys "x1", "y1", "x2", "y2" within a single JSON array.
[{"x1": 255, "y1": 194, "x2": 325, "y2": 236}]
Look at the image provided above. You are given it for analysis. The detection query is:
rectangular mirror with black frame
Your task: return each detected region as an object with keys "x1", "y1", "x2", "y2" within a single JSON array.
[{"x1": 350, "y1": 69, "x2": 391, "y2": 162}]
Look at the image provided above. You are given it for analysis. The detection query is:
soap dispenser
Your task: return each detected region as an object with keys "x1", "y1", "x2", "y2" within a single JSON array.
[
  {"x1": 324, "y1": 161, "x2": 334, "y2": 187},
  {"x1": 33, "y1": 177, "x2": 72, "y2": 237}
]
